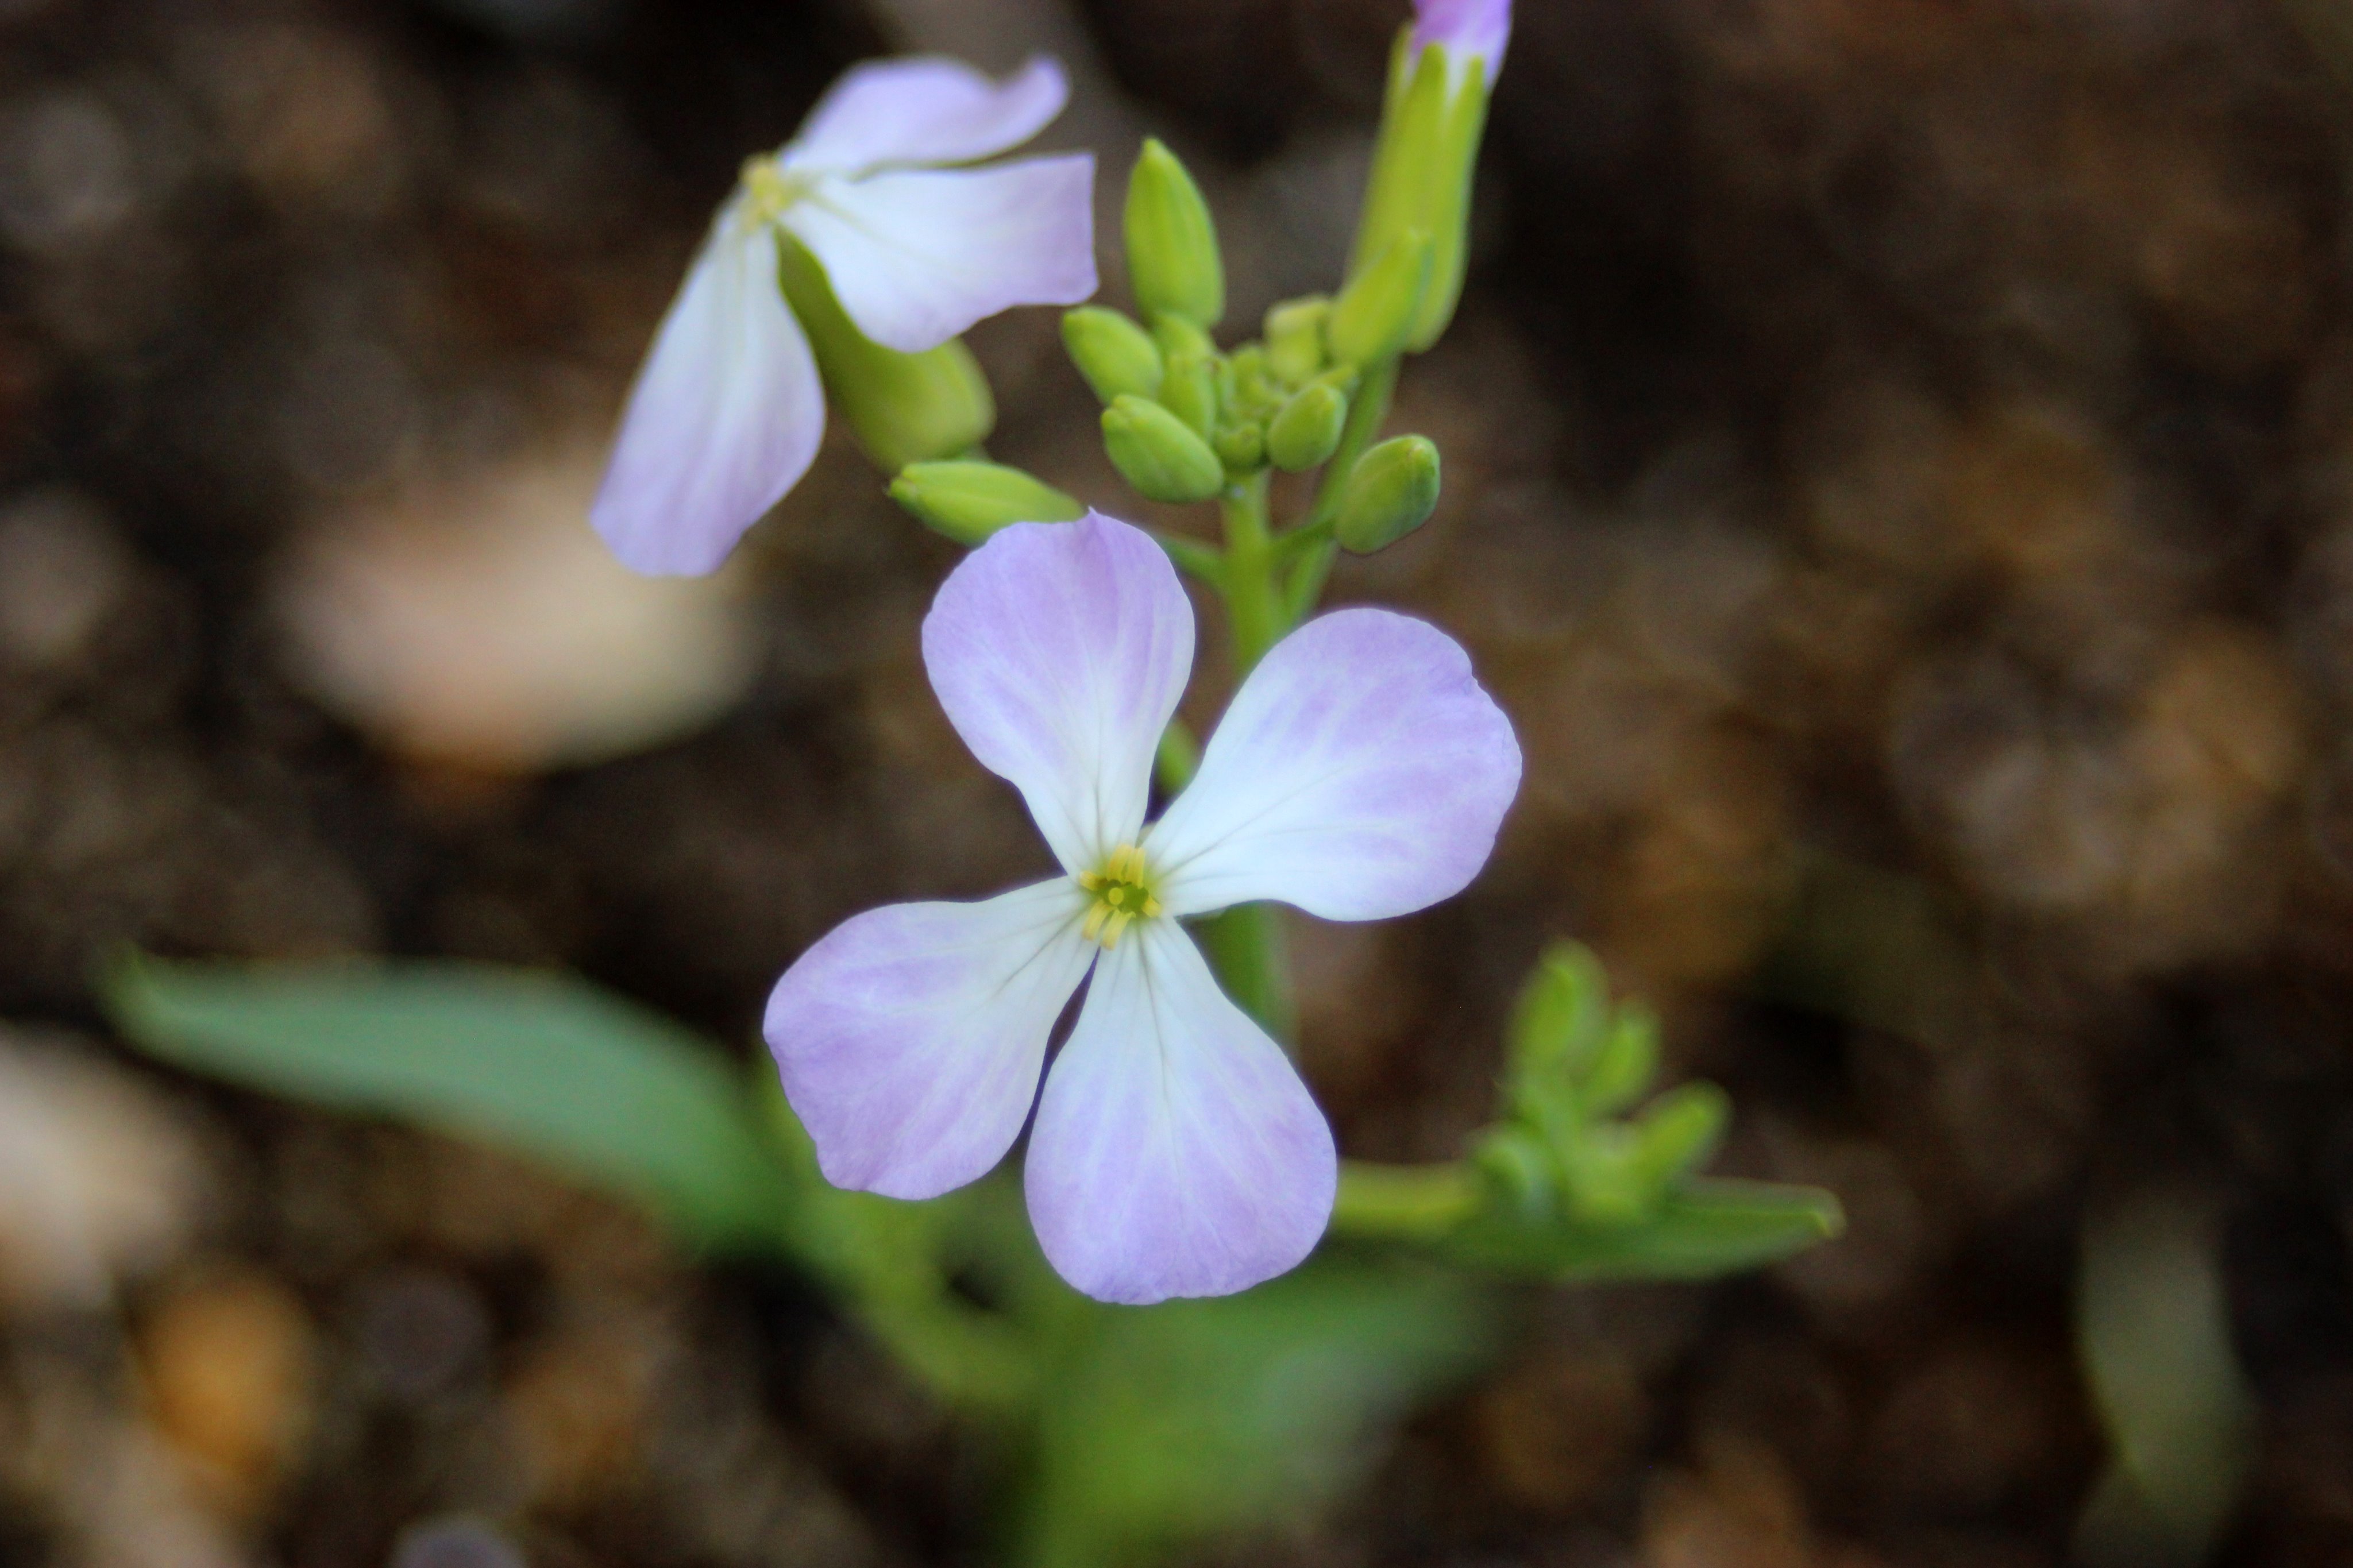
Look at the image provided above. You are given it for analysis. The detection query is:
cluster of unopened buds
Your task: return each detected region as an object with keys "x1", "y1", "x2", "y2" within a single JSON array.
[{"x1": 585, "y1": 0, "x2": 1773, "y2": 1308}]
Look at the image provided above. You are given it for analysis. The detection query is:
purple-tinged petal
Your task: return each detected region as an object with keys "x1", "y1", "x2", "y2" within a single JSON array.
[
  {"x1": 1411, "y1": 0, "x2": 1510, "y2": 83},
  {"x1": 782, "y1": 155, "x2": 1097, "y2": 355},
  {"x1": 1148, "y1": 608, "x2": 1520, "y2": 922},
  {"x1": 591, "y1": 217, "x2": 823, "y2": 577},
  {"x1": 923, "y1": 513, "x2": 1192, "y2": 875},
  {"x1": 766, "y1": 878, "x2": 1094, "y2": 1200},
  {"x1": 1026, "y1": 919, "x2": 1336, "y2": 1304},
  {"x1": 784, "y1": 55, "x2": 1068, "y2": 176}
]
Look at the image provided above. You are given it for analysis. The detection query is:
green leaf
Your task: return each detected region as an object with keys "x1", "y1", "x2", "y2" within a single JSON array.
[
  {"x1": 1016, "y1": 1258, "x2": 1495, "y2": 1568},
  {"x1": 104, "y1": 953, "x2": 788, "y2": 1249},
  {"x1": 1440, "y1": 1177, "x2": 1843, "y2": 1281}
]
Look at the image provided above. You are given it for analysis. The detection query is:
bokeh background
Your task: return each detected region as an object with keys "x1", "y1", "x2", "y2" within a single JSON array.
[{"x1": 3, "y1": 0, "x2": 2352, "y2": 1563}]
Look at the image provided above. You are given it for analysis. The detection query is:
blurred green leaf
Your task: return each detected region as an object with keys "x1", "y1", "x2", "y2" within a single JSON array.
[
  {"x1": 105, "y1": 953, "x2": 788, "y2": 1249},
  {"x1": 2074, "y1": 1187, "x2": 2256, "y2": 1567},
  {"x1": 1440, "y1": 1177, "x2": 1842, "y2": 1281},
  {"x1": 1016, "y1": 1258, "x2": 1494, "y2": 1568}
]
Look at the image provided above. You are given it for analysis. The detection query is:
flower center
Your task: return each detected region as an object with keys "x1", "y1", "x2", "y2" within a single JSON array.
[
  {"x1": 740, "y1": 155, "x2": 812, "y2": 223},
  {"x1": 1075, "y1": 843, "x2": 1162, "y2": 949}
]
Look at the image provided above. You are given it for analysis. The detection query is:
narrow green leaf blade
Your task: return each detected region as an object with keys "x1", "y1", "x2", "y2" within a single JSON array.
[
  {"x1": 104, "y1": 954, "x2": 787, "y2": 1249},
  {"x1": 1440, "y1": 1177, "x2": 1843, "y2": 1280}
]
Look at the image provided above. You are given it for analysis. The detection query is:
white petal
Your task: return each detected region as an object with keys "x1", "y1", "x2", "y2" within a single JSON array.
[
  {"x1": 1025, "y1": 919, "x2": 1337, "y2": 1304},
  {"x1": 591, "y1": 215, "x2": 823, "y2": 577},
  {"x1": 1147, "y1": 608, "x2": 1522, "y2": 921},
  {"x1": 923, "y1": 513, "x2": 1193, "y2": 875},
  {"x1": 764, "y1": 879, "x2": 1094, "y2": 1200},
  {"x1": 781, "y1": 156, "x2": 1097, "y2": 355},
  {"x1": 784, "y1": 55, "x2": 1068, "y2": 176}
]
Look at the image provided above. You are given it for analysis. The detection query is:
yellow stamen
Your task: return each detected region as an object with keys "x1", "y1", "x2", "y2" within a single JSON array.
[{"x1": 1079, "y1": 841, "x2": 1160, "y2": 949}]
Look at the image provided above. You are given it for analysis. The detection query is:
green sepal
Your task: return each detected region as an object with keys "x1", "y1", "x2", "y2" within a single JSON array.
[
  {"x1": 1351, "y1": 34, "x2": 1492, "y2": 353},
  {"x1": 1332, "y1": 434, "x2": 1441, "y2": 552},
  {"x1": 1125, "y1": 138, "x2": 1225, "y2": 328},
  {"x1": 1328, "y1": 228, "x2": 1433, "y2": 369},
  {"x1": 776, "y1": 233, "x2": 993, "y2": 469},
  {"x1": 889, "y1": 461, "x2": 1087, "y2": 544},
  {"x1": 1103, "y1": 394, "x2": 1226, "y2": 504},
  {"x1": 1063, "y1": 306, "x2": 1166, "y2": 405}
]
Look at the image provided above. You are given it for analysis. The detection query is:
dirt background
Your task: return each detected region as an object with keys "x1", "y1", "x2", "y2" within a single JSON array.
[{"x1": 2, "y1": 0, "x2": 2352, "y2": 1564}]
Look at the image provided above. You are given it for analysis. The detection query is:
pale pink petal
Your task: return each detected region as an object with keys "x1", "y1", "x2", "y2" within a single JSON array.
[
  {"x1": 923, "y1": 513, "x2": 1192, "y2": 875},
  {"x1": 1025, "y1": 919, "x2": 1336, "y2": 1304},
  {"x1": 765, "y1": 878, "x2": 1094, "y2": 1200},
  {"x1": 1411, "y1": 0, "x2": 1511, "y2": 83},
  {"x1": 782, "y1": 156, "x2": 1097, "y2": 354},
  {"x1": 784, "y1": 55, "x2": 1068, "y2": 176},
  {"x1": 1147, "y1": 608, "x2": 1521, "y2": 921},
  {"x1": 591, "y1": 216, "x2": 823, "y2": 577}
]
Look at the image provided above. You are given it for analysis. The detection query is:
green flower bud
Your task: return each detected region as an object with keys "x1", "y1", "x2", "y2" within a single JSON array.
[
  {"x1": 1159, "y1": 349, "x2": 1219, "y2": 438},
  {"x1": 1353, "y1": 34, "x2": 1493, "y2": 353},
  {"x1": 1264, "y1": 295, "x2": 1332, "y2": 385},
  {"x1": 1629, "y1": 1083, "x2": 1730, "y2": 1195},
  {"x1": 1327, "y1": 228, "x2": 1433, "y2": 368},
  {"x1": 1581, "y1": 1006, "x2": 1660, "y2": 1119},
  {"x1": 1266, "y1": 381, "x2": 1348, "y2": 472},
  {"x1": 1125, "y1": 138, "x2": 1225, "y2": 328},
  {"x1": 1472, "y1": 1126, "x2": 1555, "y2": 1224},
  {"x1": 1062, "y1": 307, "x2": 1164, "y2": 405},
  {"x1": 1333, "y1": 435, "x2": 1441, "y2": 553},
  {"x1": 777, "y1": 234, "x2": 992, "y2": 469},
  {"x1": 888, "y1": 461, "x2": 1086, "y2": 545},
  {"x1": 1214, "y1": 419, "x2": 1266, "y2": 472},
  {"x1": 1103, "y1": 393, "x2": 1225, "y2": 504}
]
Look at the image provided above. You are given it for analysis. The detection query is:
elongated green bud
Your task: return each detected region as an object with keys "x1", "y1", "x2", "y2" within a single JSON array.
[
  {"x1": 889, "y1": 461, "x2": 1086, "y2": 544},
  {"x1": 1103, "y1": 394, "x2": 1225, "y2": 503},
  {"x1": 1125, "y1": 138, "x2": 1224, "y2": 328},
  {"x1": 1214, "y1": 419, "x2": 1266, "y2": 472},
  {"x1": 1333, "y1": 435, "x2": 1440, "y2": 552},
  {"x1": 777, "y1": 234, "x2": 992, "y2": 469},
  {"x1": 1159, "y1": 350, "x2": 1219, "y2": 438},
  {"x1": 1062, "y1": 307, "x2": 1164, "y2": 404},
  {"x1": 1266, "y1": 381, "x2": 1348, "y2": 472},
  {"x1": 1629, "y1": 1083, "x2": 1730, "y2": 1194},
  {"x1": 1353, "y1": 33, "x2": 1494, "y2": 353},
  {"x1": 1581, "y1": 1007, "x2": 1660, "y2": 1119},
  {"x1": 1264, "y1": 295, "x2": 1332, "y2": 385},
  {"x1": 1327, "y1": 228, "x2": 1433, "y2": 368}
]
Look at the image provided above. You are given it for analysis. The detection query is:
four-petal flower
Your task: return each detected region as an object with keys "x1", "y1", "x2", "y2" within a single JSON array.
[
  {"x1": 765, "y1": 513, "x2": 1521, "y2": 1304},
  {"x1": 593, "y1": 56, "x2": 1098, "y2": 578}
]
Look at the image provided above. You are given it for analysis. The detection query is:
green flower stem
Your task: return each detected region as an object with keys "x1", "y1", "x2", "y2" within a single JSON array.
[
  {"x1": 1329, "y1": 1159, "x2": 1482, "y2": 1240},
  {"x1": 1150, "y1": 527, "x2": 1226, "y2": 585},
  {"x1": 1218, "y1": 472, "x2": 1283, "y2": 671},
  {"x1": 1284, "y1": 357, "x2": 1399, "y2": 620},
  {"x1": 1197, "y1": 901, "x2": 1296, "y2": 1043}
]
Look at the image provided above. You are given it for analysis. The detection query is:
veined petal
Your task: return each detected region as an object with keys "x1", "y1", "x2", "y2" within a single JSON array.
[
  {"x1": 782, "y1": 156, "x2": 1098, "y2": 355},
  {"x1": 784, "y1": 55, "x2": 1069, "y2": 176},
  {"x1": 1411, "y1": 0, "x2": 1511, "y2": 83},
  {"x1": 591, "y1": 216, "x2": 823, "y2": 577},
  {"x1": 923, "y1": 513, "x2": 1192, "y2": 875},
  {"x1": 1025, "y1": 919, "x2": 1336, "y2": 1304},
  {"x1": 1148, "y1": 608, "x2": 1521, "y2": 921},
  {"x1": 765, "y1": 878, "x2": 1094, "y2": 1200}
]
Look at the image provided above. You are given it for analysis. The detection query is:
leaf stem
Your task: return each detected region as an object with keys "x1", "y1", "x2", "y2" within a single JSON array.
[{"x1": 1329, "y1": 1159, "x2": 1482, "y2": 1240}]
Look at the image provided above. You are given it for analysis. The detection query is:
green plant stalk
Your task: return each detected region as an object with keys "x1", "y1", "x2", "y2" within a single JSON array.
[
  {"x1": 1218, "y1": 472, "x2": 1283, "y2": 670},
  {"x1": 1329, "y1": 1160, "x2": 1481, "y2": 1239},
  {"x1": 1286, "y1": 358, "x2": 1399, "y2": 619}
]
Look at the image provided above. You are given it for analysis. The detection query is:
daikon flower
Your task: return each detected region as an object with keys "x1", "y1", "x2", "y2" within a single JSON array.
[
  {"x1": 765, "y1": 513, "x2": 1520, "y2": 1304},
  {"x1": 593, "y1": 56, "x2": 1097, "y2": 577}
]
